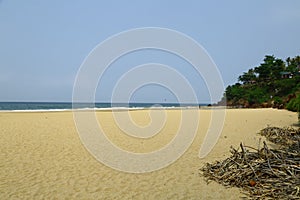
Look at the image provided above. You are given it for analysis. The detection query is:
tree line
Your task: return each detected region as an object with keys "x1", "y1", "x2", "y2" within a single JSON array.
[{"x1": 218, "y1": 55, "x2": 300, "y2": 115}]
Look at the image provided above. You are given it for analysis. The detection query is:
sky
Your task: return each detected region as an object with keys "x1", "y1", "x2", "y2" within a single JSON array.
[{"x1": 0, "y1": 0, "x2": 299, "y2": 103}]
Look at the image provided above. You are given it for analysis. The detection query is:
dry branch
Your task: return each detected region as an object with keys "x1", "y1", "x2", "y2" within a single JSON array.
[{"x1": 201, "y1": 127, "x2": 300, "y2": 199}]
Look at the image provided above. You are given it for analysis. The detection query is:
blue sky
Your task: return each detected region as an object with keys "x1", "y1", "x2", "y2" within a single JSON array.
[{"x1": 0, "y1": 0, "x2": 299, "y2": 103}]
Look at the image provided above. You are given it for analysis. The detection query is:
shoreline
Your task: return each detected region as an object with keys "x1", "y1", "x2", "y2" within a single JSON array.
[
  {"x1": 0, "y1": 106, "x2": 281, "y2": 113},
  {"x1": 0, "y1": 106, "x2": 200, "y2": 113}
]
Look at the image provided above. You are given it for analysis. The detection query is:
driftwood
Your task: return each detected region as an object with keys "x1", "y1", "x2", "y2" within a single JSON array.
[
  {"x1": 201, "y1": 127, "x2": 300, "y2": 199},
  {"x1": 259, "y1": 126, "x2": 300, "y2": 147}
]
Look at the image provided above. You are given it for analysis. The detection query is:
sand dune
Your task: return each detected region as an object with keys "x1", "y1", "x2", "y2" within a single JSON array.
[{"x1": 0, "y1": 108, "x2": 298, "y2": 199}]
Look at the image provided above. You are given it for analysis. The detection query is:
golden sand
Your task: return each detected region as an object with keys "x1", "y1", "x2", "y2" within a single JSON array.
[{"x1": 0, "y1": 109, "x2": 298, "y2": 199}]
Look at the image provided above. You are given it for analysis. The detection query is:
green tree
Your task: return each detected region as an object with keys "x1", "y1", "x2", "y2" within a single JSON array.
[
  {"x1": 254, "y1": 55, "x2": 275, "y2": 81},
  {"x1": 286, "y1": 56, "x2": 300, "y2": 73},
  {"x1": 238, "y1": 69, "x2": 257, "y2": 84},
  {"x1": 219, "y1": 55, "x2": 300, "y2": 110},
  {"x1": 254, "y1": 55, "x2": 285, "y2": 80},
  {"x1": 272, "y1": 59, "x2": 285, "y2": 79}
]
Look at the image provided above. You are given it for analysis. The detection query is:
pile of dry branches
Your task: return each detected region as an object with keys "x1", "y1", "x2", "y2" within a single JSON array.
[
  {"x1": 201, "y1": 127, "x2": 300, "y2": 199},
  {"x1": 259, "y1": 126, "x2": 300, "y2": 148}
]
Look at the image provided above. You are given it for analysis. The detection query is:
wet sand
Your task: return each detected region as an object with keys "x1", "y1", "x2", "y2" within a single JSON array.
[{"x1": 0, "y1": 108, "x2": 297, "y2": 199}]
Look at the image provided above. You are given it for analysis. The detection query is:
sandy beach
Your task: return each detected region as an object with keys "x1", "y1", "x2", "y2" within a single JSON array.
[{"x1": 0, "y1": 108, "x2": 298, "y2": 199}]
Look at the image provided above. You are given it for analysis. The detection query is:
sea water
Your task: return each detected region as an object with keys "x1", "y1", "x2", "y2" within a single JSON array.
[{"x1": 0, "y1": 102, "x2": 205, "y2": 112}]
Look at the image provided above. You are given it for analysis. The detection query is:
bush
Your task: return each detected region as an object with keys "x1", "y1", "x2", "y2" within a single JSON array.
[
  {"x1": 286, "y1": 95, "x2": 300, "y2": 112},
  {"x1": 245, "y1": 87, "x2": 269, "y2": 104},
  {"x1": 273, "y1": 79, "x2": 298, "y2": 96},
  {"x1": 286, "y1": 95, "x2": 300, "y2": 123},
  {"x1": 273, "y1": 96, "x2": 283, "y2": 105}
]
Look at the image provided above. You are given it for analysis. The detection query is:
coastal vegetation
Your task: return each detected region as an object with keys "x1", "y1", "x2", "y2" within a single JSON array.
[{"x1": 218, "y1": 55, "x2": 300, "y2": 121}]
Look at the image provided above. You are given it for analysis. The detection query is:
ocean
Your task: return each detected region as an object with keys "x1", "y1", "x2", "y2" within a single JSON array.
[{"x1": 0, "y1": 102, "x2": 205, "y2": 111}]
